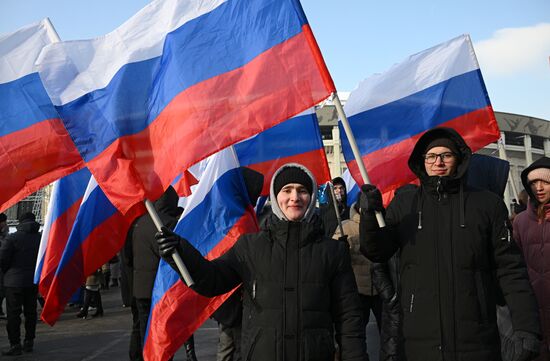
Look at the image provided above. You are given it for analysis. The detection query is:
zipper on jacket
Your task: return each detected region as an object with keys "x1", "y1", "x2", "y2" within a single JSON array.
[
  {"x1": 409, "y1": 293, "x2": 415, "y2": 313},
  {"x1": 436, "y1": 177, "x2": 442, "y2": 201}
]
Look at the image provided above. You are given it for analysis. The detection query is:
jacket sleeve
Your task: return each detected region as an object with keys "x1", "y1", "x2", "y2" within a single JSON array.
[
  {"x1": 359, "y1": 200, "x2": 400, "y2": 262},
  {"x1": 511, "y1": 216, "x2": 524, "y2": 253},
  {"x1": 330, "y1": 242, "x2": 368, "y2": 361},
  {"x1": 492, "y1": 200, "x2": 540, "y2": 336},
  {"x1": 0, "y1": 235, "x2": 14, "y2": 272},
  {"x1": 171, "y1": 236, "x2": 243, "y2": 297}
]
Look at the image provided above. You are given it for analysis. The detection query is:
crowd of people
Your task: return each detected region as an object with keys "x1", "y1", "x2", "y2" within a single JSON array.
[{"x1": 0, "y1": 126, "x2": 549, "y2": 361}]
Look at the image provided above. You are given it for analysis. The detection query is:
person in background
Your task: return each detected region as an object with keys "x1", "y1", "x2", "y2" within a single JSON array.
[
  {"x1": 0, "y1": 212, "x2": 8, "y2": 319},
  {"x1": 0, "y1": 212, "x2": 41, "y2": 356},
  {"x1": 127, "y1": 186, "x2": 196, "y2": 361},
  {"x1": 109, "y1": 254, "x2": 121, "y2": 288},
  {"x1": 76, "y1": 269, "x2": 104, "y2": 319},
  {"x1": 211, "y1": 167, "x2": 264, "y2": 361},
  {"x1": 360, "y1": 127, "x2": 541, "y2": 361},
  {"x1": 333, "y1": 196, "x2": 381, "y2": 355},
  {"x1": 511, "y1": 190, "x2": 529, "y2": 222},
  {"x1": 156, "y1": 163, "x2": 367, "y2": 361},
  {"x1": 320, "y1": 177, "x2": 350, "y2": 237},
  {"x1": 513, "y1": 156, "x2": 550, "y2": 361}
]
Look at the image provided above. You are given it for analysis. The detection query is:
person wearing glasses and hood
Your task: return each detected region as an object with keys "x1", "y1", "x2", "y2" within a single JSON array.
[
  {"x1": 359, "y1": 127, "x2": 540, "y2": 361},
  {"x1": 155, "y1": 163, "x2": 367, "y2": 361},
  {"x1": 513, "y1": 156, "x2": 550, "y2": 360}
]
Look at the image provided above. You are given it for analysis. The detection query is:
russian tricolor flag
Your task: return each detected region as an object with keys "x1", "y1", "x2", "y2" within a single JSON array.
[
  {"x1": 35, "y1": 167, "x2": 91, "y2": 299},
  {"x1": 0, "y1": 20, "x2": 83, "y2": 212},
  {"x1": 341, "y1": 34, "x2": 500, "y2": 195},
  {"x1": 143, "y1": 147, "x2": 258, "y2": 361},
  {"x1": 36, "y1": 0, "x2": 335, "y2": 215},
  {"x1": 234, "y1": 109, "x2": 331, "y2": 196},
  {"x1": 40, "y1": 176, "x2": 142, "y2": 325}
]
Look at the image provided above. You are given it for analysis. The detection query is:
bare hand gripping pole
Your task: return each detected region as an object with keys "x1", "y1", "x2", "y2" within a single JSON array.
[
  {"x1": 145, "y1": 199, "x2": 194, "y2": 287},
  {"x1": 332, "y1": 92, "x2": 386, "y2": 228}
]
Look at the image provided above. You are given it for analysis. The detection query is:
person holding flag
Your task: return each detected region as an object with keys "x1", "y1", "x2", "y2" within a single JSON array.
[
  {"x1": 359, "y1": 127, "x2": 540, "y2": 361},
  {"x1": 156, "y1": 163, "x2": 367, "y2": 361}
]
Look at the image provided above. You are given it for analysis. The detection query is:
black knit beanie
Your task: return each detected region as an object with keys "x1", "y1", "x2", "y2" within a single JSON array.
[
  {"x1": 273, "y1": 166, "x2": 313, "y2": 196},
  {"x1": 424, "y1": 137, "x2": 459, "y2": 155}
]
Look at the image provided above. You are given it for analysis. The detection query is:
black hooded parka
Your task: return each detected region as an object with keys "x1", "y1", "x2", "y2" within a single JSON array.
[
  {"x1": 172, "y1": 164, "x2": 367, "y2": 361},
  {"x1": 360, "y1": 128, "x2": 540, "y2": 361}
]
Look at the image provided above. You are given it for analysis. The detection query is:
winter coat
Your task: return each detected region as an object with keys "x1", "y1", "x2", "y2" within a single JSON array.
[
  {"x1": 372, "y1": 258, "x2": 404, "y2": 361},
  {"x1": 333, "y1": 204, "x2": 377, "y2": 296},
  {"x1": 129, "y1": 186, "x2": 181, "y2": 299},
  {"x1": 0, "y1": 219, "x2": 41, "y2": 287},
  {"x1": 176, "y1": 214, "x2": 366, "y2": 361},
  {"x1": 361, "y1": 127, "x2": 540, "y2": 361},
  {"x1": 513, "y1": 156, "x2": 550, "y2": 349}
]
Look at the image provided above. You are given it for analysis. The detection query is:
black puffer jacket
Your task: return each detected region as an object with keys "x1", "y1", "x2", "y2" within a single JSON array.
[
  {"x1": 0, "y1": 219, "x2": 41, "y2": 287},
  {"x1": 129, "y1": 186, "x2": 181, "y2": 299},
  {"x1": 177, "y1": 214, "x2": 365, "y2": 361},
  {"x1": 361, "y1": 127, "x2": 540, "y2": 361}
]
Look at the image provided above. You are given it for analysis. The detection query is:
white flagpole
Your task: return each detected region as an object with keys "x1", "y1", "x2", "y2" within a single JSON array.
[
  {"x1": 332, "y1": 92, "x2": 386, "y2": 227},
  {"x1": 43, "y1": 18, "x2": 61, "y2": 43},
  {"x1": 145, "y1": 200, "x2": 194, "y2": 287}
]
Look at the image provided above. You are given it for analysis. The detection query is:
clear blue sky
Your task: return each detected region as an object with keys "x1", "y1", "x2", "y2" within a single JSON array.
[{"x1": 2, "y1": 0, "x2": 549, "y2": 121}]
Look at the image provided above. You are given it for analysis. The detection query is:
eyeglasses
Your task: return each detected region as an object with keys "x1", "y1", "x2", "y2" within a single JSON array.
[{"x1": 423, "y1": 152, "x2": 456, "y2": 164}]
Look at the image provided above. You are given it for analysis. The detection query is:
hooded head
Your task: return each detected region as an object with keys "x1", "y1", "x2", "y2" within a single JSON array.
[
  {"x1": 18, "y1": 212, "x2": 36, "y2": 223},
  {"x1": 521, "y1": 156, "x2": 550, "y2": 207},
  {"x1": 331, "y1": 177, "x2": 347, "y2": 205},
  {"x1": 270, "y1": 163, "x2": 317, "y2": 222},
  {"x1": 408, "y1": 127, "x2": 471, "y2": 183},
  {"x1": 154, "y1": 186, "x2": 180, "y2": 216},
  {"x1": 239, "y1": 166, "x2": 264, "y2": 206}
]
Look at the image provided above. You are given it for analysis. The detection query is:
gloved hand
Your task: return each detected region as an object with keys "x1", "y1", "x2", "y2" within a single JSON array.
[
  {"x1": 155, "y1": 226, "x2": 183, "y2": 259},
  {"x1": 359, "y1": 184, "x2": 384, "y2": 213},
  {"x1": 503, "y1": 330, "x2": 540, "y2": 361}
]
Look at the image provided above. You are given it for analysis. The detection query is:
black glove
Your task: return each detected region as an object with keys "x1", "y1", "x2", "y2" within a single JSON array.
[
  {"x1": 359, "y1": 184, "x2": 384, "y2": 213},
  {"x1": 155, "y1": 226, "x2": 183, "y2": 259},
  {"x1": 503, "y1": 331, "x2": 540, "y2": 361}
]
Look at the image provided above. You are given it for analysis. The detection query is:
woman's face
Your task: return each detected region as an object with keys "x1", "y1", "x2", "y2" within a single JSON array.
[
  {"x1": 530, "y1": 179, "x2": 550, "y2": 205},
  {"x1": 276, "y1": 183, "x2": 311, "y2": 221}
]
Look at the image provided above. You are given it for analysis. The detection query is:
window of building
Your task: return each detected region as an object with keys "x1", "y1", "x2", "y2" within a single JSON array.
[
  {"x1": 532, "y1": 135, "x2": 545, "y2": 150},
  {"x1": 505, "y1": 132, "x2": 525, "y2": 146}
]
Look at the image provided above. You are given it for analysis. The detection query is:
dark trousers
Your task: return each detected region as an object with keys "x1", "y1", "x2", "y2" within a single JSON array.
[
  {"x1": 135, "y1": 297, "x2": 152, "y2": 346},
  {"x1": 129, "y1": 298, "x2": 144, "y2": 361},
  {"x1": 359, "y1": 294, "x2": 382, "y2": 332},
  {"x1": 5, "y1": 286, "x2": 38, "y2": 345}
]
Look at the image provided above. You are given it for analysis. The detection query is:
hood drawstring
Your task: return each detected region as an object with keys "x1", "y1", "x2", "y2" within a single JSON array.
[
  {"x1": 459, "y1": 182, "x2": 466, "y2": 228},
  {"x1": 417, "y1": 188, "x2": 424, "y2": 230}
]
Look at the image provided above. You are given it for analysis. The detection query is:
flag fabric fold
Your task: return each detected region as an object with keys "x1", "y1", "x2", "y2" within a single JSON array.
[
  {"x1": 35, "y1": 167, "x2": 91, "y2": 298},
  {"x1": 0, "y1": 19, "x2": 83, "y2": 212},
  {"x1": 144, "y1": 147, "x2": 259, "y2": 361},
  {"x1": 234, "y1": 108, "x2": 331, "y2": 196},
  {"x1": 40, "y1": 176, "x2": 142, "y2": 325},
  {"x1": 341, "y1": 34, "x2": 500, "y2": 196},
  {"x1": 36, "y1": 0, "x2": 334, "y2": 214}
]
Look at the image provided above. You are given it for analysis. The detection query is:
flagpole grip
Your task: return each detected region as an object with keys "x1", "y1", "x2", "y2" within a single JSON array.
[
  {"x1": 332, "y1": 92, "x2": 386, "y2": 228},
  {"x1": 145, "y1": 199, "x2": 195, "y2": 287}
]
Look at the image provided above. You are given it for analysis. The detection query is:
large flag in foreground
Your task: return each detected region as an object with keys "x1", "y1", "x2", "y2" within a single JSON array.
[
  {"x1": 35, "y1": 167, "x2": 91, "y2": 300},
  {"x1": 234, "y1": 109, "x2": 331, "y2": 196},
  {"x1": 144, "y1": 147, "x2": 258, "y2": 361},
  {"x1": 341, "y1": 34, "x2": 500, "y2": 195},
  {"x1": 0, "y1": 20, "x2": 83, "y2": 212},
  {"x1": 36, "y1": 0, "x2": 335, "y2": 214},
  {"x1": 40, "y1": 176, "x2": 142, "y2": 325}
]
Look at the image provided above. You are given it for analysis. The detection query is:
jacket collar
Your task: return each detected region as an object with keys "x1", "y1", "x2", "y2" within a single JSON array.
[{"x1": 265, "y1": 214, "x2": 322, "y2": 248}]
